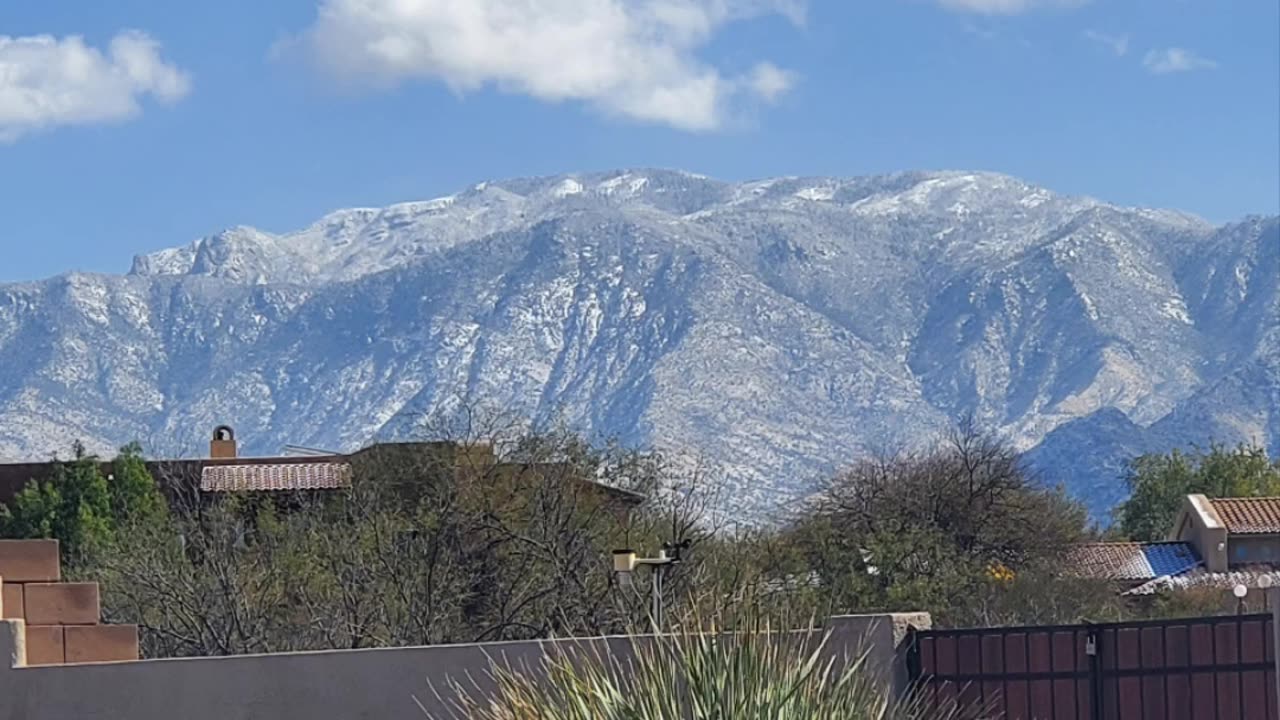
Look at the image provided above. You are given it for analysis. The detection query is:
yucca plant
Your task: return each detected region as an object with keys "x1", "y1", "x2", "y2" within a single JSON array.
[{"x1": 423, "y1": 614, "x2": 955, "y2": 720}]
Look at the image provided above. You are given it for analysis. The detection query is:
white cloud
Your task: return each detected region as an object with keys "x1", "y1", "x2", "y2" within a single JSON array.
[
  {"x1": 748, "y1": 63, "x2": 795, "y2": 103},
  {"x1": 288, "y1": 0, "x2": 803, "y2": 131},
  {"x1": 1143, "y1": 47, "x2": 1217, "y2": 74},
  {"x1": 0, "y1": 31, "x2": 190, "y2": 142},
  {"x1": 937, "y1": 0, "x2": 1086, "y2": 14},
  {"x1": 1083, "y1": 30, "x2": 1129, "y2": 57}
]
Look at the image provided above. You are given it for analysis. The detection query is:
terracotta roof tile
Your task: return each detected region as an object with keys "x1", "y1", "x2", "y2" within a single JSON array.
[
  {"x1": 1067, "y1": 542, "x2": 1201, "y2": 581},
  {"x1": 200, "y1": 462, "x2": 353, "y2": 492},
  {"x1": 1209, "y1": 497, "x2": 1280, "y2": 534}
]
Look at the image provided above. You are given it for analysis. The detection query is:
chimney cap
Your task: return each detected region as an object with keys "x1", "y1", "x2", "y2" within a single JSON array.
[{"x1": 211, "y1": 425, "x2": 238, "y2": 459}]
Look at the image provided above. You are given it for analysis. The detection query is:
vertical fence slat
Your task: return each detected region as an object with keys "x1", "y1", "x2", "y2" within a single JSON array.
[
  {"x1": 1165, "y1": 624, "x2": 1191, "y2": 720},
  {"x1": 1240, "y1": 617, "x2": 1249, "y2": 720},
  {"x1": 1005, "y1": 631, "x2": 1029, "y2": 720},
  {"x1": 909, "y1": 613, "x2": 1275, "y2": 720}
]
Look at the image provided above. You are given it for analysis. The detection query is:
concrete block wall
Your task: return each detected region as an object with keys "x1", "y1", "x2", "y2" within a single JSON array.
[
  {"x1": 828, "y1": 611, "x2": 932, "y2": 698},
  {"x1": 0, "y1": 539, "x2": 138, "y2": 665},
  {"x1": 0, "y1": 612, "x2": 930, "y2": 720}
]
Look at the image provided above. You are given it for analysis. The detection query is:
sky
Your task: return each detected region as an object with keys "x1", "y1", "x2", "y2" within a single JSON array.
[{"x1": 1, "y1": 0, "x2": 1277, "y2": 283}]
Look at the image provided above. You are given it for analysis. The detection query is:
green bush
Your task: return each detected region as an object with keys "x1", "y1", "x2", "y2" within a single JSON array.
[
  {"x1": 0, "y1": 442, "x2": 166, "y2": 564},
  {"x1": 426, "y1": 615, "x2": 954, "y2": 720}
]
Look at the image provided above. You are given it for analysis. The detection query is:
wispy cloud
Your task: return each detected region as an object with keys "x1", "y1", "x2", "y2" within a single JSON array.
[
  {"x1": 936, "y1": 0, "x2": 1087, "y2": 14},
  {"x1": 747, "y1": 63, "x2": 796, "y2": 104},
  {"x1": 284, "y1": 0, "x2": 805, "y2": 132},
  {"x1": 0, "y1": 31, "x2": 190, "y2": 142},
  {"x1": 1083, "y1": 30, "x2": 1129, "y2": 57},
  {"x1": 1143, "y1": 47, "x2": 1218, "y2": 74}
]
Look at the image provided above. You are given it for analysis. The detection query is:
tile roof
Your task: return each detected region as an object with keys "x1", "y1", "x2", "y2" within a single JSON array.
[
  {"x1": 1124, "y1": 565, "x2": 1280, "y2": 596},
  {"x1": 1067, "y1": 542, "x2": 1202, "y2": 582},
  {"x1": 1208, "y1": 497, "x2": 1280, "y2": 534},
  {"x1": 200, "y1": 462, "x2": 353, "y2": 492}
]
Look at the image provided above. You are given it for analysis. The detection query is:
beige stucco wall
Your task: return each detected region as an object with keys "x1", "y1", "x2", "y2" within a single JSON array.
[
  {"x1": 0, "y1": 613, "x2": 929, "y2": 720},
  {"x1": 1174, "y1": 494, "x2": 1229, "y2": 571}
]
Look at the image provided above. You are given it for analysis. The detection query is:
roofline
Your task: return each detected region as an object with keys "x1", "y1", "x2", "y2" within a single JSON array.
[
  {"x1": 1202, "y1": 495, "x2": 1280, "y2": 535},
  {"x1": 1073, "y1": 540, "x2": 1196, "y2": 547},
  {"x1": 1, "y1": 444, "x2": 649, "y2": 504},
  {"x1": 1210, "y1": 496, "x2": 1280, "y2": 502},
  {"x1": 197, "y1": 455, "x2": 348, "y2": 467}
]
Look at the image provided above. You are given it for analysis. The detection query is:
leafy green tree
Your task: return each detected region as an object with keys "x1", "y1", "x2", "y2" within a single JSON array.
[
  {"x1": 1117, "y1": 444, "x2": 1280, "y2": 541},
  {"x1": 0, "y1": 442, "x2": 165, "y2": 562},
  {"x1": 0, "y1": 442, "x2": 112, "y2": 560},
  {"x1": 0, "y1": 481, "x2": 62, "y2": 540},
  {"x1": 107, "y1": 443, "x2": 166, "y2": 526}
]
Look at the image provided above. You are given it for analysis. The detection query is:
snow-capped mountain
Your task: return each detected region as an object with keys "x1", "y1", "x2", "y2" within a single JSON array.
[{"x1": 2, "y1": 169, "x2": 1275, "y2": 518}]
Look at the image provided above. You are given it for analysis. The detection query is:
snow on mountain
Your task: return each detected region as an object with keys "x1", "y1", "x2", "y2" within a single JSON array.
[{"x1": 3, "y1": 170, "x2": 1274, "y2": 519}]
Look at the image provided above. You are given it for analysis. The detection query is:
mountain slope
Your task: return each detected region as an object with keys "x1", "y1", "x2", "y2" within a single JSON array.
[{"x1": 2, "y1": 170, "x2": 1274, "y2": 518}]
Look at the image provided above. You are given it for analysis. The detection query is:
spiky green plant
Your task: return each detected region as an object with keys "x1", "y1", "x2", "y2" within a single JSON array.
[{"x1": 423, "y1": 615, "x2": 954, "y2": 720}]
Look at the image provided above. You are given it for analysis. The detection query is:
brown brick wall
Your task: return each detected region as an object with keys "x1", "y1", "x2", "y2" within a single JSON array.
[
  {"x1": 0, "y1": 540, "x2": 60, "y2": 583},
  {"x1": 65, "y1": 625, "x2": 139, "y2": 664},
  {"x1": 2, "y1": 581, "x2": 24, "y2": 620},
  {"x1": 0, "y1": 540, "x2": 136, "y2": 665},
  {"x1": 24, "y1": 583, "x2": 101, "y2": 626},
  {"x1": 24, "y1": 625, "x2": 65, "y2": 666}
]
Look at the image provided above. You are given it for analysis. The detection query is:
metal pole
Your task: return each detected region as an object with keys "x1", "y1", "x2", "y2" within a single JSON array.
[
  {"x1": 652, "y1": 564, "x2": 663, "y2": 630},
  {"x1": 651, "y1": 549, "x2": 667, "y2": 630}
]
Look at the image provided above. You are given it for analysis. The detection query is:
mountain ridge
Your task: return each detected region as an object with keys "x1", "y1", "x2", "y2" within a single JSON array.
[{"x1": 2, "y1": 169, "x2": 1275, "y2": 519}]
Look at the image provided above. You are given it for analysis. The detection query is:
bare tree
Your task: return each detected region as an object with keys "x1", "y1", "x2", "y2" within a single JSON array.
[{"x1": 92, "y1": 425, "x2": 723, "y2": 657}]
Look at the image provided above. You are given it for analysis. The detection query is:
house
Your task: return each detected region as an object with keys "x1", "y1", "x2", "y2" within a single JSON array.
[
  {"x1": 1068, "y1": 494, "x2": 1280, "y2": 596},
  {"x1": 0, "y1": 426, "x2": 647, "y2": 513}
]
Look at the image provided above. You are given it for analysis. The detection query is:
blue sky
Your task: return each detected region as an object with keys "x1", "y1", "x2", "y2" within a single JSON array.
[{"x1": 1, "y1": 0, "x2": 1277, "y2": 282}]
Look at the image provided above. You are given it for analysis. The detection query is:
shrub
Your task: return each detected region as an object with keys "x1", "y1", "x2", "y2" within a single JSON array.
[{"x1": 425, "y1": 615, "x2": 953, "y2": 720}]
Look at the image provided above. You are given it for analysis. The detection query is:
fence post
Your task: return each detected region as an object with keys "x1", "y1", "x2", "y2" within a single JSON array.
[{"x1": 1086, "y1": 626, "x2": 1104, "y2": 720}]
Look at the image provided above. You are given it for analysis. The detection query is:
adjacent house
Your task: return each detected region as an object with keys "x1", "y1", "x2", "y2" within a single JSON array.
[{"x1": 1068, "y1": 494, "x2": 1280, "y2": 596}]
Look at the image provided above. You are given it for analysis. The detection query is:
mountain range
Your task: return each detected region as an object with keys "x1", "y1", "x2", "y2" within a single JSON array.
[{"x1": 1, "y1": 169, "x2": 1275, "y2": 519}]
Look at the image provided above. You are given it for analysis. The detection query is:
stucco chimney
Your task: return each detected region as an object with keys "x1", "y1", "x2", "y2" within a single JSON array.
[
  {"x1": 211, "y1": 426, "x2": 237, "y2": 459},
  {"x1": 1185, "y1": 494, "x2": 1229, "y2": 572}
]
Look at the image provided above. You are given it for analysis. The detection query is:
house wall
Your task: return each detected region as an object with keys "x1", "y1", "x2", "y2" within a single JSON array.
[
  {"x1": 1174, "y1": 494, "x2": 1230, "y2": 572},
  {"x1": 0, "y1": 612, "x2": 929, "y2": 720},
  {"x1": 1230, "y1": 535, "x2": 1280, "y2": 565}
]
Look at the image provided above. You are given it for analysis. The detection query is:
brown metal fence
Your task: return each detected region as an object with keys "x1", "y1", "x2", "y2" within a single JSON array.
[{"x1": 907, "y1": 613, "x2": 1276, "y2": 719}]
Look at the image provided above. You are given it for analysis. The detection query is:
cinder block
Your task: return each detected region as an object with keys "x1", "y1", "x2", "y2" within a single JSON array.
[
  {"x1": 0, "y1": 540, "x2": 60, "y2": 582},
  {"x1": 65, "y1": 625, "x2": 139, "y2": 664},
  {"x1": 2, "y1": 581, "x2": 24, "y2": 620},
  {"x1": 25, "y1": 625, "x2": 65, "y2": 666},
  {"x1": 24, "y1": 583, "x2": 100, "y2": 625}
]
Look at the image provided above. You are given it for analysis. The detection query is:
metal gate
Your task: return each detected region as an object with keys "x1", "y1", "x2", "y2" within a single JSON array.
[{"x1": 907, "y1": 613, "x2": 1276, "y2": 719}]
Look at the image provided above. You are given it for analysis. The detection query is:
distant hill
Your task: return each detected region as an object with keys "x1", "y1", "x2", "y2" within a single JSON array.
[{"x1": 1, "y1": 169, "x2": 1275, "y2": 519}]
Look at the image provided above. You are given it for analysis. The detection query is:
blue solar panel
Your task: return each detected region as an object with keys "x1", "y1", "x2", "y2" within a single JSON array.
[{"x1": 1142, "y1": 543, "x2": 1200, "y2": 577}]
